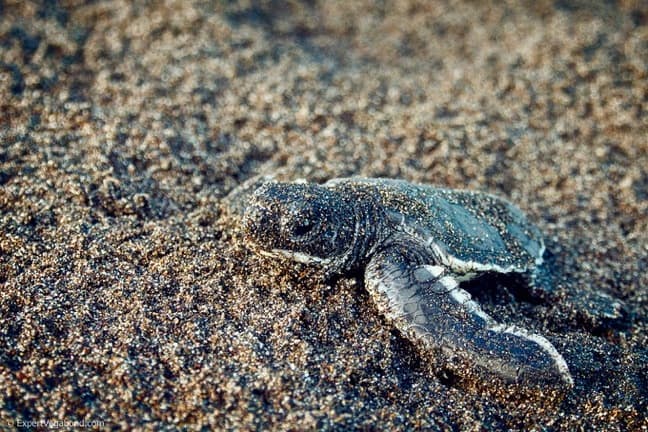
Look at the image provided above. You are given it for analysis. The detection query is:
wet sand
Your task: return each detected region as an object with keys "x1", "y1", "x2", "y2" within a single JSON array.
[{"x1": 1, "y1": 1, "x2": 646, "y2": 430}]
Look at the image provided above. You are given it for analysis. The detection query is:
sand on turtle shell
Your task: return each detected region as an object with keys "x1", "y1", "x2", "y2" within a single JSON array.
[{"x1": 1, "y1": 0, "x2": 646, "y2": 430}]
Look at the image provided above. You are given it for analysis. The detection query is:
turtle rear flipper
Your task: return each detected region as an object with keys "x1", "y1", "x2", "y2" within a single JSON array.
[
  {"x1": 529, "y1": 264, "x2": 626, "y2": 322},
  {"x1": 365, "y1": 247, "x2": 574, "y2": 388}
]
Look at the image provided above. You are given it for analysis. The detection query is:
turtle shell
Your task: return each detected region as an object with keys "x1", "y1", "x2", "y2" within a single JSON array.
[{"x1": 326, "y1": 178, "x2": 545, "y2": 274}]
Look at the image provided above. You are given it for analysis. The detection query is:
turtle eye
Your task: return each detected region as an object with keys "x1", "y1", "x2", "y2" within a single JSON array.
[{"x1": 290, "y1": 218, "x2": 314, "y2": 238}]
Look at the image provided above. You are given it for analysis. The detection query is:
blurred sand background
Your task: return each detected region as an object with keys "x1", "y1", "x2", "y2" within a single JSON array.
[{"x1": 1, "y1": 0, "x2": 647, "y2": 430}]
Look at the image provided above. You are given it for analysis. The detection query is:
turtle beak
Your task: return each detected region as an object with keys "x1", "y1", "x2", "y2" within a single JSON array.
[
  {"x1": 242, "y1": 204, "x2": 266, "y2": 237},
  {"x1": 242, "y1": 201, "x2": 280, "y2": 250}
]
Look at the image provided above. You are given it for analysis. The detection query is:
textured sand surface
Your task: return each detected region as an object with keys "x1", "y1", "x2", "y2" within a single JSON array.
[{"x1": 1, "y1": 0, "x2": 646, "y2": 430}]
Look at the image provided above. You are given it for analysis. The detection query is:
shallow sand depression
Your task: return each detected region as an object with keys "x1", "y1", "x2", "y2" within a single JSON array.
[{"x1": 1, "y1": 1, "x2": 646, "y2": 430}]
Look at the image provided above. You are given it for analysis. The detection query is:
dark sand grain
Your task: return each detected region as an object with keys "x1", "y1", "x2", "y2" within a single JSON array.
[{"x1": 1, "y1": 0, "x2": 647, "y2": 430}]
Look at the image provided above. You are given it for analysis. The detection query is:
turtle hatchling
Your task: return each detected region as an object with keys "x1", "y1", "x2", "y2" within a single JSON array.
[{"x1": 241, "y1": 177, "x2": 574, "y2": 387}]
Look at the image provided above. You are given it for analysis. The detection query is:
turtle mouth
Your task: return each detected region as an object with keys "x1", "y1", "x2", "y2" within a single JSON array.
[{"x1": 266, "y1": 248, "x2": 332, "y2": 265}]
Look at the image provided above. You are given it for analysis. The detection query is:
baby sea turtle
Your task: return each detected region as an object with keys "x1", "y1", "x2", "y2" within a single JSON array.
[{"x1": 241, "y1": 177, "x2": 574, "y2": 387}]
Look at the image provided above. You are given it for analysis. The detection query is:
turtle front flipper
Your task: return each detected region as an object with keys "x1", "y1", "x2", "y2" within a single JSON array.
[{"x1": 365, "y1": 247, "x2": 574, "y2": 388}]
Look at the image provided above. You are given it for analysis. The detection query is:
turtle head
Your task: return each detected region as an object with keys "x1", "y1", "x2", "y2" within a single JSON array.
[{"x1": 242, "y1": 182, "x2": 356, "y2": 268}]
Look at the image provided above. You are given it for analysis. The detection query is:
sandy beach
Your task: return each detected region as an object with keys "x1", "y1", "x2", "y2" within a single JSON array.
[{"x1": 1, "y1": 0, "x2": 646, "y2": 430}]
